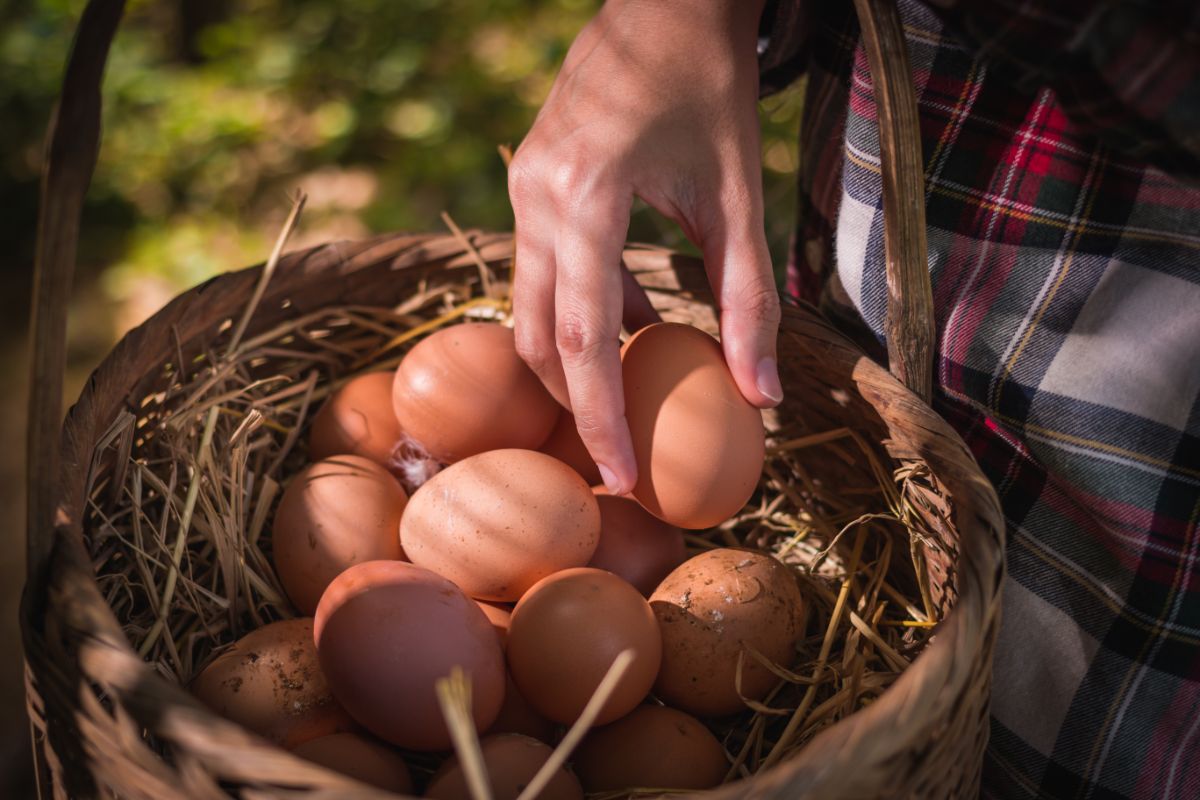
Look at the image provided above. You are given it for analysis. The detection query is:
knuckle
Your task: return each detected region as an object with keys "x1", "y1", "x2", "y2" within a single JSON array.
[
  {"x1": 507, "y1": 156, "x2": 540, "y2": 208},
  {"x1": 547, "y1": 158, "x2": 590, "y2": 198},
  {"x1": 571, "y1": 401, "x2": 624, "y2": 441},
  {"x1": 555, "y1": 311, "x2": 606, "y2": 363},
  {"x1": 735, "y1": 284, "x2": 782, "y2": 327},
  {"x1": 509, "y1": 148, "x2": 599, "y2": 212},
  {"x1": 571, "y1": 413, "x2": 608, "y2": 444},
  {"x1": 572, "y1": 412, "x2": 630, "y2": 465}
]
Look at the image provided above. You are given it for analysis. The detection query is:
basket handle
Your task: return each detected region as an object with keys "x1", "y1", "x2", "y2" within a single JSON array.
[
  {"x1": 25, "y1": 0, "x2": 934, "y2": 578},
  {"x1": 852, "y1": 0, "x2": 935, "y2": 402},
  {"x1": 26, "y1": 0, "x2": 126, "y2": 579}
]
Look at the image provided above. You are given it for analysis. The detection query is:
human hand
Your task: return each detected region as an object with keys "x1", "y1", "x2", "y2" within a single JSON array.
[{"x1": 509, "y1": 0, "x2": 781, "y2": 496}]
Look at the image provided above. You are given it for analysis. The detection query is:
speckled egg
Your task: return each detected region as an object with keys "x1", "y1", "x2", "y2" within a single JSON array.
[
  {"x1": 401, "y1": 449, "x2": 600, "y2": 602},
  {"x1": 272, "y1": 455, "x2": 407, "y2": 614},
  {"x1": 650, "y1": 548, "x2": 807, "y2": 717},
  {"x1": 190, "y1": 618, "x2": 352, "y2": 747}
]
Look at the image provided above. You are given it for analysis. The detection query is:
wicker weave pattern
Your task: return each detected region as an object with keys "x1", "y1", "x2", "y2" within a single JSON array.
[{"x1": 22, "y1": 233, "x2": 1004, "y2": 799}]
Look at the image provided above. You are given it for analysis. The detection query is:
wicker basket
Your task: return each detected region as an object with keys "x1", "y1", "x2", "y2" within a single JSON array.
[{"x1": 22, "y1": 0, "x2": 1005, "y2": 797}]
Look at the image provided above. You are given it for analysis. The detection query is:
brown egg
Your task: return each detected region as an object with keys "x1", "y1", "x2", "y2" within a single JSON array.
[
  {"x1": 314, "y1": 560, "x2": 505, "y2": 751},
  {"x1": 272, "y1": 455, "x2": 408, "y2": 614},
  {"x1": 401, "y1": 449, "x2": 600, "y2": 602},
  {"x1": 392, "y1": 323, "x2": 559, "y2": 463},
  {"x1": 487, "y1": 671, "x2": 559, "y2": 744},
  {"x1": 573, "y1": 705, "x2": 728, "y2": 792},
  {"x1": 539, "y1": 411, "x2": 602, "y2": 485},
  {"x1": 471, "y1": 592, "x2": 556, "y2": 745},
  {"x1": 190, "y1": 618, "x2": 352, "y2": 747},
  {"x1": 425, "y1": 734, "x2": 581, "y2": 800},
  {"x1": 651, "y1": 549, "x2": 807, "y2": 717},
  {"x1": 292, "y1": 732, "x2": 413, "y2": 794},
  {"x1": 588, "y1": 490, "x2": 687, "y2": 597},
  {"x1": 621, "y1": 323, "x2": 764, "y2": 529},
  {"x1": 508, "y1": 568, "x2": 661, "y2": 725},
  {"x1": 477, "y1": 601, "x2": 512, "y2": 649},
  {"x1": 309, "y1": 372, "x2": 403, "y2": 466}
]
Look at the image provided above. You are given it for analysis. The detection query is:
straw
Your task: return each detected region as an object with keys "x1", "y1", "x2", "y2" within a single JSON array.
[
  {"x1": 227, "y1": 191, "x2": 306, "y2": 357},
  {"x1": 83, "y1": 200, "x2": 941, "y2": 781},
  {"x1": 436, "y1": 668, "x2": 494, "y2": 800},
  {"x1": 516, "y1": 650, "x2": 635, "y2": 800}
]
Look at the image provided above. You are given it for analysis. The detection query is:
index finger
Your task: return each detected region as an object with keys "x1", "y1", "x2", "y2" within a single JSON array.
[{"x1": 554, "y1": 201, "x2": 637, "y2": 495}]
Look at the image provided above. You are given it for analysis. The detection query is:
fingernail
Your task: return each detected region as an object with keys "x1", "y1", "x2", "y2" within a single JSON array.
[
  {"x1": 597, "y1": 463, "x2": 624, "y2": 495},
  {"x1": 756, "y1": 357, "x2": 784, "y2": 404}
]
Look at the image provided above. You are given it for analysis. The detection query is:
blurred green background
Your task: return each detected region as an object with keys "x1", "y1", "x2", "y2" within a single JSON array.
[{"x1": 0, "y1": 0, "x2": 802, "y2": 793}]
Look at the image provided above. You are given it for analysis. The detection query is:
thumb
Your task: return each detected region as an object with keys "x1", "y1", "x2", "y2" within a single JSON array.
[{"x1": 701, "y1": 198, "x2": 783, "y2": 409}]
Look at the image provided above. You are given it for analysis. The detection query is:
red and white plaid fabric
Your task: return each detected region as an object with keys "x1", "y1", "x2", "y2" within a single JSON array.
[{"x1": 759, "y1": 1, "x2": 1200, "y2": 797}]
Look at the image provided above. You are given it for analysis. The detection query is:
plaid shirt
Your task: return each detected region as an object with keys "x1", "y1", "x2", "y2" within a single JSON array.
[{"x1": 760, "y1": 1, "x2": 1200, "y2": 797}]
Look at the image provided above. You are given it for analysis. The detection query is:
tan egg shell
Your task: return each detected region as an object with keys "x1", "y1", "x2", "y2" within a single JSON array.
[
  {"x1": 621, "y1": 323, "x2": 765, "y2": 529},
  {"x1": 392, "y1": 323, "x2": 559, "y2": 463},
  {"x1": 507, "y1": 568, "x2": 662, "y2": 726},
  {"x1": 573, "y1": 704, "x2": 728, "y2": 792},
  {"x1": 272, "y1": 455, "x2": 407, "y2": 614},
  {"x1": 314, "y1": 560, "x2": 505, "y2": 751},
  {"x1": 401, "y1": 449, "x2": 600, "y2": 602},
  {"x1": 190, "y1": 618, "x2": 352, "y2": 748},
  {"x1": 588, "y1": 490, "x2": 687, "y2": 597},
  {"x1": 309, "y1": 372, "x2": 404, "y2": 466},
  {"x1": 425, "y1": 734, "x2": 581, "y2": 800},
  {"x1": 538, "y1": 410, "x2": 602, "y2": 486},
  {"x1": 651, "y1": 548, "x2": 807, "y2": 717},
  {"x1": 291, "y1": 732, "x2": 413, "y2": 794}
]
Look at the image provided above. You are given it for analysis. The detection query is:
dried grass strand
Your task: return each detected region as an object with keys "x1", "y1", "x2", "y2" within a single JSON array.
[
  {"x1": 227, "y1": 191, "x2": 306, "y2": 357},
  {"x1": 515, "y1": 650, "x2": 635, "y2": 800},
  {"x1": 138, "y1": 406, "x2": 219, "y2": 658},
  {"x1": 761, "y1": 526, "x2": 869, "y2": 770},
  {"x1": 441, "y1": 211, "x2": 495, "y2": 298},
  {"x1": 436, "y1": 668, "x2": 493, "y2": 800}
]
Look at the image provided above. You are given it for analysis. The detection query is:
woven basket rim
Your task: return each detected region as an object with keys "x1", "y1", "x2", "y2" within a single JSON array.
[{"x1": 22, "y1": 230, "x2": 1005, "y2": 799}]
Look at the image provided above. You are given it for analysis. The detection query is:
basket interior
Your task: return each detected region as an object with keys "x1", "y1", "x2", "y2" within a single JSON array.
[{"x1": 73, "y1": 233, "x2": 961, "y2": 792}]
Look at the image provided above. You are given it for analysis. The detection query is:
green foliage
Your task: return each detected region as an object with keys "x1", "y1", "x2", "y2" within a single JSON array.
[{"x1": 3, "y1": 0, "x2": 801, "y2": 330}]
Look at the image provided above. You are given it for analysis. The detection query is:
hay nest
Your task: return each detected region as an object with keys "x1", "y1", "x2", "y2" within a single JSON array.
[{"x1": 82, "y1": 208, "x2": 947, "y2": 791}]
